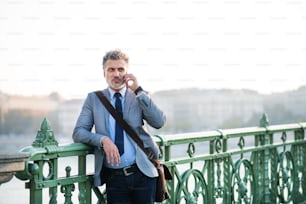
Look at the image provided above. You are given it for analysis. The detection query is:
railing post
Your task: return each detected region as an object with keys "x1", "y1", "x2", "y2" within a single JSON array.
[
  {"x1": 222, "y1": 134, "x2": 231, "y2": 204},
  {"x1": 16, "y1": 118, "x2": 59, "y2": 204},
  {"x1": 78, "y1": 155, "x2": 92, "y2": 204},
  {"x1": 263, "y1": 132, "x2": 274, "y2": 203},
  {"x1": 261, "y1": 113, "x2": 273, "y2": 204},
  {"x1": 257, "y1": 113, "x2": 279, "y2": 203},
  {"x1": 207, "y1": 138, "x2": 215, "y2": 204},
  {"x1": 216, "y1": 129, "x2": 231, "y2": 204},
  {"x1": 253, "y1": 113, "x2": 270, "y2": 203},
  {"x1": 61, "y1": 166, "x2": 75, "y2": 204},
  {"x1": 292, "y1": 126, "x2": 306, "y2": 203},
  {"x1": 27, "y1": 162, "x2": 43, "y2": 204},
  {"x1": 303, "y1": 128, "x2": 306, "y2": 201},
  {"x1": 49, "y1": 157, "x2": 58, "y2": 204}
]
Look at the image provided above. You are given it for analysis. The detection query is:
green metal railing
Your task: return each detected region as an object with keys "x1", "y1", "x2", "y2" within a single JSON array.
[
  {"x1": 15, "y1": 118, "x2": 105, "y2": 204},
  {"x1": 14, "y1": 114, "x2": 306, "y2": 203}
]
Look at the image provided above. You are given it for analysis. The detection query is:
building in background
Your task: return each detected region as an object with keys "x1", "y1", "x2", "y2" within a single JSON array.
[
  {"x1": 57, "y1": 99, "x2": 83, "y2": 137},
  {"x1": 2, "y1": 86, "x2": 306, "y2": 137}
]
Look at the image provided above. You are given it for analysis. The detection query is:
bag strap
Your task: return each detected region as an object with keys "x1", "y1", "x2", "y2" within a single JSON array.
[{"x1": 94, "y1": 91, "x2": 159, "y2": 167}]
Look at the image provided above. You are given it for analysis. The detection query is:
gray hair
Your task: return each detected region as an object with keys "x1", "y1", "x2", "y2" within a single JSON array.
[{"x1": 102, "y1": 49, "x2": 129, "y2": 68}]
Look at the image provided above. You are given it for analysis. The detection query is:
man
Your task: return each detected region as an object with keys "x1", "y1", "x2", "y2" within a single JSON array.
[{"x1": 73, "y1": 49, "x2": 166, "y2": 203}]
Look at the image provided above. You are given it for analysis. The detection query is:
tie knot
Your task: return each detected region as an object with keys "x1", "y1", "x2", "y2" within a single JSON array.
[{"x1": 114, "y1": 92, "x2": 121, "y2": 99}]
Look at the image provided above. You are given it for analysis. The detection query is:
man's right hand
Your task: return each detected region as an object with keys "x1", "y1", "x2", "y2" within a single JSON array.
[{"x1": 102, "y1": 137, "x2": 121, "y2": 166}]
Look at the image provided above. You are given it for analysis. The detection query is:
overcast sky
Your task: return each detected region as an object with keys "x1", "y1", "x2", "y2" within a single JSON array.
[{"x1": 1, "y1": 0, "x2": 306, "y2": 99}]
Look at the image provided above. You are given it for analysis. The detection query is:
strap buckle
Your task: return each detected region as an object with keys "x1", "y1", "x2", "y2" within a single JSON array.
[{"x1": 123, "y1": 166, "x2": 135, "y2": 176}]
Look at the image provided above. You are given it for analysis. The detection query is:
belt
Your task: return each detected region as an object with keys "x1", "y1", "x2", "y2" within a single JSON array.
[{"x1": 106, "y1": 164, "x2": 138, "y2": 176}]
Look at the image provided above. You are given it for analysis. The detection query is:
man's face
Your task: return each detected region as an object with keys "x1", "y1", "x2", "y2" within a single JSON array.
[{"x1": 104, "y1": 59, "x2": 128, "y2": 91}]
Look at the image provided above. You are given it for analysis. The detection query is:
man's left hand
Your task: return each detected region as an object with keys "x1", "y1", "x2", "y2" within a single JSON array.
[{"x1": 124, "y1": 73, "x2": 139, "y2": 91}]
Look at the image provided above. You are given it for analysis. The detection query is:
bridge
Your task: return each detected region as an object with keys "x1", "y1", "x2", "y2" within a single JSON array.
[{"x1": 1, "y1": 114, "x2": 306, "y2": 203}]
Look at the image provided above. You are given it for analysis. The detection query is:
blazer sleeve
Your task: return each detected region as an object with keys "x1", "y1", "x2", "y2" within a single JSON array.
[
  {"x1": 136, "y1": 92, "x2": 166, "y2": 129},
  {"x1": 72, "y1": 93, "x2": 104, "y2": 147}
]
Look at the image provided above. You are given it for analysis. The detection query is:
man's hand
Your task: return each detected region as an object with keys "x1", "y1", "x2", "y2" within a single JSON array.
[
  {"x1": 102, "y1": 137, "x2": 121, "y2": 166},
  {"x1": 124, "y1": 73, "x2": 139, "y2": 91}
]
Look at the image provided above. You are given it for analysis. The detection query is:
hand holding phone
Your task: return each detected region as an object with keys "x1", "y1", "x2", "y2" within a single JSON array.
[{"x1": 124, "y1": 73, "x2": 139, "y2": 91}]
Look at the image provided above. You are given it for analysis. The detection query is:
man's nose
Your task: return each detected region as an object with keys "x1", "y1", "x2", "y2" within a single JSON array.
[{"x1": 114, "y1": 69, "x2": 120, "y2": 76}]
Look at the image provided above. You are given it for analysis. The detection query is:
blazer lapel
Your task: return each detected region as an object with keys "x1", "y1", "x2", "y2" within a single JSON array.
[
  {"x1": 101, "y1": 89, "x2": 111, "y2": 131},
  {"x1": 123, "y1": 89, "x2": 133, "y2": 117}
]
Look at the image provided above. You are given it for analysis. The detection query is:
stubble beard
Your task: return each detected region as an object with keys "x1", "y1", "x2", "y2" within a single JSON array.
[{"x1": 107, "y1": 78, "x2": 125, "y2": 90}]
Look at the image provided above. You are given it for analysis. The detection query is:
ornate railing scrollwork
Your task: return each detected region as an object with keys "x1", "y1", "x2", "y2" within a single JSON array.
[
  {"x1": 277, "y1": 151, "x2": 294, "y2": 203},
  {"x1": 232, "y1": 159, "x2": 254, "y2": 204},
  {"x1": 176, "y1": 169, "x2": 208, "y2": 204}
]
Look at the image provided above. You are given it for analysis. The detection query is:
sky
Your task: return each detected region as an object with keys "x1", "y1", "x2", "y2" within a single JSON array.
[{"x1": 0, "y1": 0, "x2": 306, "y2": 99}]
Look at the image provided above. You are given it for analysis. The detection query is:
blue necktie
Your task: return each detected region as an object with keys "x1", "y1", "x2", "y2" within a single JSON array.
[{"x1": 114, "y1": 92, "x2": 124, "y2": 156}]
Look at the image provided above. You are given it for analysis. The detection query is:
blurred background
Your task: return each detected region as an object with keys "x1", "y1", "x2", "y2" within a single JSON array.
[{"x1": 1, "y1": 0, "x2": 306, "y2": 150}]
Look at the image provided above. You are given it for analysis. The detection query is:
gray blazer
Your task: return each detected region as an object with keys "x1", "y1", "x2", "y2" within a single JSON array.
[{"x1": 73, "y1": 88, "x2": 166, "y2": 186}]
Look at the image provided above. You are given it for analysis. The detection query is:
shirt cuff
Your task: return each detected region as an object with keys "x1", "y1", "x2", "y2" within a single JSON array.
[{"x1": 100, "y1": 135, "x2": 107, "y2": 148}]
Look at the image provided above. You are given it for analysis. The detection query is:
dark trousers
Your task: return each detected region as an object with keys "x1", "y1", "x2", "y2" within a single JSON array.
[{"x1": 105, "y1": 168, "x2": 157, "y2": 204}]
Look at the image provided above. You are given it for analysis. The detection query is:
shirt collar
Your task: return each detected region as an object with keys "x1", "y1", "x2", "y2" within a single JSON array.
[{"x1": 108, "y1": 86, "x2": 127, "y2": 99}]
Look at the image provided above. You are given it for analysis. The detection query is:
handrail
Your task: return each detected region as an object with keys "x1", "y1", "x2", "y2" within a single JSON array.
[
  {"x1": 153, "y1": 114, "x2": 306, "y2": 203},
  {"x1": 5, "y1": 114, "x2": 306, "y2": 203}
]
